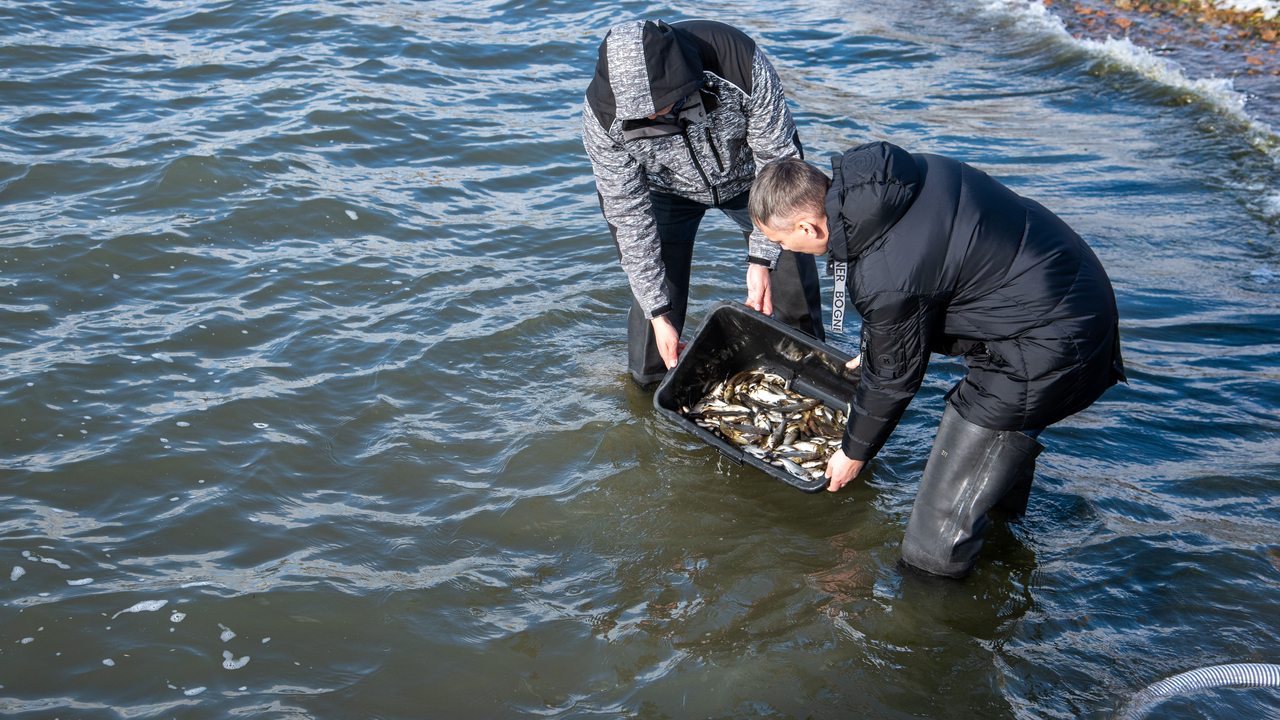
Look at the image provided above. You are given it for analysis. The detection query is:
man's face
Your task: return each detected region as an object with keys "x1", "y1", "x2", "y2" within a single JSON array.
[{"x1": 756, "y1": 217, "x2": 828, "y2": 256}]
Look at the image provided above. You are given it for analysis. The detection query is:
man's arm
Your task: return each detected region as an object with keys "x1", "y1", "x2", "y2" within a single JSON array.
[
  {"x1": 743, "y1": 47, "x2": 801, "y2": 269},
  {"x1": 744, "y1": 263, "x2": 773, "y2": 316},
  {"x1": 841, "y1": 293, "x2": 938, "y2": 464},
  {"x1": 581, "y1": 101, "x2": 671, "y2": 320},
  {"x1": 823, "y1": 353, "x2": 863, "y2": 491}
]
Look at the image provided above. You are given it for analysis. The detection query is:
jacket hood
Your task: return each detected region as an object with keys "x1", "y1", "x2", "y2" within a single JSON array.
[
  {"x1": 586, "y1": 20, "x2": 704, "y2": 129},
  {"x1": 825, "y1": 142, "x2": 922, "y2": 262}
]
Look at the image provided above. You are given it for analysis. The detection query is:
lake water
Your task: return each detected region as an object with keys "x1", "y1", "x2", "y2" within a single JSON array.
[{"x1": 2, "y1": 0, "x2": 1279, "y2": 718}]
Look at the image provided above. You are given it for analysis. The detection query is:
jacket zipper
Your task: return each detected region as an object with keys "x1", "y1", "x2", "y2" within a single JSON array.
[
  {"x1": 682, "y1": 132, "x2": 720, "y2": 206},
  {"x1": 704, "y1": 127, "x2": 725, "y2": 172}
]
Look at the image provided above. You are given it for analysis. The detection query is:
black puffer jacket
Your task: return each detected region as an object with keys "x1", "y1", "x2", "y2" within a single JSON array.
[{"x1": 828, "y1": 142, "x2": 1125, "y2": 462}]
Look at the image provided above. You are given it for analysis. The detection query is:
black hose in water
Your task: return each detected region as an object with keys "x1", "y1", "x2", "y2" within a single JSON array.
[{"x1": 1118, "y1": 663, "x2": 1280, "y2": 719}]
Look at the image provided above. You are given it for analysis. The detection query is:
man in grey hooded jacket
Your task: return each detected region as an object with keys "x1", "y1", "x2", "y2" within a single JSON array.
[{"x1": 582, "y1": 19, "x2": 825, "y2": 386}]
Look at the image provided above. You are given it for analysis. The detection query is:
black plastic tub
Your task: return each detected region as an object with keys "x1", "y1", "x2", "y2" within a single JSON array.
[{"x1": 653, "y1": 300, "x2": 861, "y2": 493}]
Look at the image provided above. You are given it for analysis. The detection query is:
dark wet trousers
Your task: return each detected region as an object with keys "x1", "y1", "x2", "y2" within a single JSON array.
[
  {"x1": 900, "y1": 403, "x2": 1046, "y2": 578},
  {"x1": 617, "y1": 190, "x2": 826, "y2": 387}
]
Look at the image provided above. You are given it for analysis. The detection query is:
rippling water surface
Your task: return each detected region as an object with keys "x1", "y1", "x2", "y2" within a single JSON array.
[{"x1": 2, "y1": 0, "x2": 1279, "y2": 717}]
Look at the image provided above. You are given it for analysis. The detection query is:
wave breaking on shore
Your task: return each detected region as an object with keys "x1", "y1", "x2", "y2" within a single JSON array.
[{"x1": 981, "y1": 0, "x2": 1277, "y2": 151}]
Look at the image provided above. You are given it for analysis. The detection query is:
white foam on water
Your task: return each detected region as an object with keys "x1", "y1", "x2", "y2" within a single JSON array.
[
  {"x1": 171, "y1": 612, "x2": 186, "y2": 622},
  {"x1": 979, "y1": 0, "x2": 1274, "y2": 140},
  {"x1": 111, "y1": 599, "x2": 168, "y2": 619},
  {"x1": 977, "y1": 0, "x2": 1280, "y2": 225},
  {"x1": 261, "y1": 637, "x2": 270, "y2": 643},
  {"x1": 184, "y1": 687, "x2": 206, "y2": 696},
  {"x1": 1213, "y1": 0, "x2": 1280, "y2": 18},
  {"x1": 177, "y1": 421, "x2": 190, "y2": 427},
  {"x1": 1080, "y1": 36, "x2": 1250, "y2": 119},
  {"x1": 222, "y1": 650, "x2": 250, "y2": 669},
  {"x1": 1261, "y1": 191, "x2": 1280, "y2": 218},
  {"x1": 1252, "y1": 267, "x2": 1278, "y2": 283},
  {"x1": 38, "y1": 556, "x2": 70, "y2": 570},
  {"x1": 10, "y1": 566, "x2": 25, "y2": 581},
  {"x1": 67, "y1": 578, "x2": 93, "y2": 586},
  {"x1": 219, "y1": 623, "x2": 236, "y2": 642},
  {"x1": 253, "y1": 422, "x2": 268, "y2": 429},
  {"x1": 346, "y1": 210, "x2": 358, "y2": 220},
  {"x1": 152, "y1": 353, "x2": 173, "y2": 363},
  {"x1": 20, "y1": 637, "x2": 34, "y2": 644},
  {"x1": 103, "y1": 658, "x2": 115, "y2": 666}
]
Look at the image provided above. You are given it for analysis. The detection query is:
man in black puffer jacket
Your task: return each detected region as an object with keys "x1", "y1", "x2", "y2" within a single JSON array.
[{"x1": 749, "y1": 142, "x2": 1125, "y2": 578}]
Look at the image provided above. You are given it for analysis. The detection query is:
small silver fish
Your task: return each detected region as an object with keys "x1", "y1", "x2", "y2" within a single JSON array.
[
  {"x1": 682, "y1": 367, "x2": 846, "y2": 474},
  {"x1": 780, "y1": 458, "x2": 809, "y2": 479}
]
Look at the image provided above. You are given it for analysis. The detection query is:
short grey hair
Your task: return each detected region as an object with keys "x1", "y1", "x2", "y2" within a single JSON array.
[{"x1": 749, "y1": 158, "x2": 831, "y2": 231}]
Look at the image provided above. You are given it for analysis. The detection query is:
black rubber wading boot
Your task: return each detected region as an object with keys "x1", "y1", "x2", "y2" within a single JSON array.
[
  {"x1": 900, "y1": 404, "x2": 1045, "y2": 578},
  {"x1": 993, "y1": 459, "x2": 1036, "y2": 515}
]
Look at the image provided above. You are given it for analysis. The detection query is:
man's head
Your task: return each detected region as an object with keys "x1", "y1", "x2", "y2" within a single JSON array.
[
  {"x1": 749, "y1": 158, "x2": 832, "y2": 256},
  {"x1": 593, "y1": 20, "x2": 702, "y2": 122}
]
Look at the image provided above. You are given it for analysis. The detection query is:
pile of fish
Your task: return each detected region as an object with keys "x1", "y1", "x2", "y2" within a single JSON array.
[{"x1": 680, "y1": 369, "x2": 847, "y2": 482}]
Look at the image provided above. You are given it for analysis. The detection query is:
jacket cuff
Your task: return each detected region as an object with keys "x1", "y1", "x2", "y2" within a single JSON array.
[
  {"x1": 648, "y1": 303, "x2": 673, "y2": 320},
  {"x1": 747, "y1": 255, "x2": 775, "y2": 269},
  {"x1": 840, "y1": 429, "x2": 878, "y2": 463}
]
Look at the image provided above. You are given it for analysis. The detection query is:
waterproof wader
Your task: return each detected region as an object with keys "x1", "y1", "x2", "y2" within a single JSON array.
[
  {"x1": 617, "y1": 190, "x2": 825, "y2": 387},
  {"x1": 900, "y1": 403, "x2": 1044, "y2": 578}
]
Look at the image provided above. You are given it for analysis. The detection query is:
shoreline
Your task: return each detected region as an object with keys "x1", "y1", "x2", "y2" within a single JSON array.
[{"x1": 1040, "y1": 0, "x2": 1280, "y2": 125}]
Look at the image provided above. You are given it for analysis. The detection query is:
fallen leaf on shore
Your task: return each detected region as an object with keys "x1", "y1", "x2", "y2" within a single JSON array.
[
  {"x1": 1115, "y1": 17, "x2": 1133, "y2": 28},
  {"x1": 1156, "y1": 27, "x2": 1173, "y2": 34},
  {"x1": 1138, "y1": 3, "x2": 1151, "y2": 10},
  {"x1": 1245, "y1": 56, "x2": 1263, "y2": 65},
  {"x1": 1076, "y1": 4, "x2": 1093, "y2": 13},
  {"x1": 1262, "y1": 29, "x2": 1277, "y2": 41},
  {"x1": 1114, "y1": 0, "x2": 1132, "y2": 8}
]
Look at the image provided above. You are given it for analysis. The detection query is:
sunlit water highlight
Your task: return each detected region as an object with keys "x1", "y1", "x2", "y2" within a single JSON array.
[{"x1": 1, "y1": 0, "x2": 1278, "y2": 718}]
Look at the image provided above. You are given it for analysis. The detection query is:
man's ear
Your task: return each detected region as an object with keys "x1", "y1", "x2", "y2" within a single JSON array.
[{"x1": 800, "y1": 217, "x2": 827, "y2": 240}]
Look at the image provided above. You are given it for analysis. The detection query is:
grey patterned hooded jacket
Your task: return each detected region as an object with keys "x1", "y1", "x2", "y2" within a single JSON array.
[{"x1": 582, "y1": 20, "x2": 802, "y2": 319}]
